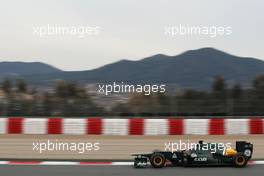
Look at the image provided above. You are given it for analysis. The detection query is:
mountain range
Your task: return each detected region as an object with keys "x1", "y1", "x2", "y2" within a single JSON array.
[{"x1": 1, "y1": 48, "x2": 264, "y2": 89}]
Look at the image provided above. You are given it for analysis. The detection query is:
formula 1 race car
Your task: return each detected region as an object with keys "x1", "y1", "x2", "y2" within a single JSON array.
[{"x1": 132, "y1": 141, "x2": 253, "y2": 168}]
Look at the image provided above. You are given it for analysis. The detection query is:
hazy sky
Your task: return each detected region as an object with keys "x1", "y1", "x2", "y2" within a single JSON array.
[{"x1": 0, "y1": 0, "x2": 263, "y2": 71}]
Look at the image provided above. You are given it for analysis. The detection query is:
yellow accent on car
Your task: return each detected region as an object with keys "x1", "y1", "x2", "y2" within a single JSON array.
[{"x1": 225, "y1": 148, "x2": 237, "y2": 156}]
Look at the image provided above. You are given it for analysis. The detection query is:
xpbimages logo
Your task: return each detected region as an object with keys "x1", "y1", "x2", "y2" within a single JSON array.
[
  {"x1": 164, "y1": 24, "x2": 232, "y2": 38},
  {"x1": 33, "y1": 140, "x2": 100, "y2": 154},
  {"x1": 164, "y1": 140, "x2": 232, "y2": 153},
  {"x1": 32, "y1": 24, "x2": 100, "y2": 38},
  {"x1": 98, "y1": 82, "x2": 166, "y2": 95}
]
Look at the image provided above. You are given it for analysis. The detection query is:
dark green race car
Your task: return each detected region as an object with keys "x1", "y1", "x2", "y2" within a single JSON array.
[{"x1": 132, "y1": 141, "x2": 253, "y2": 168}]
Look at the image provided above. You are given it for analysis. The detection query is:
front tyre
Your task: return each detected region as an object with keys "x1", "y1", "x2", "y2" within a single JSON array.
[{"x1": 150, "y1": 153, "x2": 166, "y2": 168}]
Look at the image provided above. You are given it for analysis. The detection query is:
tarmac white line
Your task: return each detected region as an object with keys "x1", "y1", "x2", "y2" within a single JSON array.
[
  {"x1": 0, "y1": 161, "x2": 8, "y2": 164},
  {"x1": 252, "y1": 161, "x2": 264, "y2": 165},
  {"x1": 0, "y1": 161, "x2": 263, "y2": 166},
  {"x1": 112, "y1": 162, "x2": 134, "y2": 165}
]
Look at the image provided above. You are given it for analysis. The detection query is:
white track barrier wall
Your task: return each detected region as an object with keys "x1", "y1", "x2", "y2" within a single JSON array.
[{"x1": 0, "y1": 117, "x2": 263, "y2": 135}]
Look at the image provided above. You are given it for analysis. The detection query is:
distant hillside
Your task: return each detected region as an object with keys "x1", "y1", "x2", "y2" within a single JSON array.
[
  {"x1": 2, "y1": 48, "x2": 264, "y2": 89},
  {"x1": 0, "y1": 61, "x2": 61, "y2": 76}
]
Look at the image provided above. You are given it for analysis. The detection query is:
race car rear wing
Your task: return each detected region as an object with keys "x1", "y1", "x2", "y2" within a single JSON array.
[{"x1": 236, "y1": 141, "x2": 253, "y2": 158}]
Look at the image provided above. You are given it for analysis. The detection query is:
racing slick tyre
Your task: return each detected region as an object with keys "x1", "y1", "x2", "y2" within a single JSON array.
[
  {"x1": 233, "y1": 153, "x2": 248, "y2": 167},
  {"x1": 150, "y1": 153, "x2": 166, "y2": 168}
]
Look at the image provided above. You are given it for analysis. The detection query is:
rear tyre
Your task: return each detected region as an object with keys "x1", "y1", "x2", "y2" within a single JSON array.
[
  {"x1": 150, "y1": 153, "x2": 166, "y2": 168},
  {"x1": 233, "y1": 153, "x2": 248, "y2": 167}
]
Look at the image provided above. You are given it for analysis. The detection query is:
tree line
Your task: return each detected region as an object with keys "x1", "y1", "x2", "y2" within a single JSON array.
[
  {"x1": 0, "y1": 79, "x2": 103, "y2": 116},
  {"x1": 112, "y1": 75, "x2": 264, "y2": 116},
  {"x1": 1, "y1": 76, "x2": 264, "y2": 116}
]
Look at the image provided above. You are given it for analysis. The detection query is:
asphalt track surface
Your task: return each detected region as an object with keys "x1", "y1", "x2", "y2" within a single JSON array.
[
  {"x1": 0, "y1": 165, "x2": 263, "y2": 176},
  {"x1": 0, "y1": 135, "x2": 263, "y2": 160}
]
